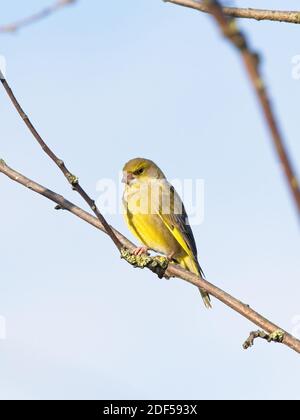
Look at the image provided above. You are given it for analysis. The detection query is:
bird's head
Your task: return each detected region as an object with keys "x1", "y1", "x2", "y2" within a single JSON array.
[{"x1": 122, "y1": 158, "x2": 165, "y2": 185}]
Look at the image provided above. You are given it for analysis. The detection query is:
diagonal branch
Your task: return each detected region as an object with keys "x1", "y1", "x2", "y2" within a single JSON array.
[
  {"x1": 0, "y1": 159, "x2": 135, "y2": 250},
  {"x1": 1, "y1": 159, "x2": 300, "y2": 354},
  {"x1": 164, "y1": 0, "x2": 300, "y2": 25},
  {"x1": 164, "y1": 0, "x2": 300, "y2": 218},
  {"x1": 0, "y1": 70, "x2": 122, "y2": 251},
  {"x1": 0, "y1": 0, "x2": 77, "y2": 34}
]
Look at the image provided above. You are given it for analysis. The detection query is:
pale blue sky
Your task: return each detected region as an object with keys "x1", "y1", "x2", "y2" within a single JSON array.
[{"x1": 0, "y1": 0, "x2": 299, "y2": 400}]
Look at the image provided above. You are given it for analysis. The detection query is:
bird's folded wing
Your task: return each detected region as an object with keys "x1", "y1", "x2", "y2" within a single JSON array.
[{"x1": 155, "y1": 182, "x2": 198, "y2": 261}]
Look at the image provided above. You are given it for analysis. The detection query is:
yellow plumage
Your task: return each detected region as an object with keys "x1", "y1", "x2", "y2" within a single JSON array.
[{"x1": 122, "y1": 158, "x2": 211, "y2": 309}]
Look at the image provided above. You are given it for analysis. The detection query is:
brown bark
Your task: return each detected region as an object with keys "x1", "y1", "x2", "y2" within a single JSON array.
[{"x1": 164, "y1": 1, "x2": 300, "y2": 25}]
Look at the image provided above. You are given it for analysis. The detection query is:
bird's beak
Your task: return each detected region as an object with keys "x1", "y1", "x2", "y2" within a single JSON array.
[{"x1": 122, "y1": 172, "x2": 134, "y2": 185}]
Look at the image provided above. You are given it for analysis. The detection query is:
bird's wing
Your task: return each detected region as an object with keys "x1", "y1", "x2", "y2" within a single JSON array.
[{"x1": 155, "y1": 180, "x2": 198, "y2": 261}]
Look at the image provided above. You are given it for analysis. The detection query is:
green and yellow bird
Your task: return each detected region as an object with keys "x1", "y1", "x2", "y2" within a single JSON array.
[{"x1": 122, "y1": 158, "x2": 211, "y2": 308}]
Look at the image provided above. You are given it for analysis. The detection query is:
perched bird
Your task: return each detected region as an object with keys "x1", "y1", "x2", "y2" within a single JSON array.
[{"x1": 122, "y1": 158, "x2": 211, "y2": 308}]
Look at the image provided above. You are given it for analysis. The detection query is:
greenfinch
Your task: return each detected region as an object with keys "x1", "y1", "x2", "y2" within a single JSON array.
[{"x1": 122, "y1": 158, "x2": 211, "y2": 309}]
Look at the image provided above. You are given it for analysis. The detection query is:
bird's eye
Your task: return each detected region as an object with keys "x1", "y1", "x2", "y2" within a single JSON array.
[{"x1": 134, "y1": 168, "x2": 144, "y2": 176}]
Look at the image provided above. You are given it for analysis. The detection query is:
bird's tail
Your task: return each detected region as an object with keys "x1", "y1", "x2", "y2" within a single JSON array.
[
  {"x1": 195, "y1": 261, "x2": 212, "y2": 309},
  {"x1": 180, "y1": 255, "x2": 212, "y2": 309}
]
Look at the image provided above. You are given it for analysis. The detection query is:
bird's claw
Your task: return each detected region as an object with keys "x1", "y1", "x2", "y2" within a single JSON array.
[
  {"x1": 167, "y1": 252, "x2": 176, "y2": 262},
  {"x1": 133, "y1": 246, "x2": 149, "y2": 256}
]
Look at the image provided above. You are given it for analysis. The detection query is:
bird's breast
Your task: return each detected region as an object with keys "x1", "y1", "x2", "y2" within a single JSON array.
[{"x1": 123, "y1": 186, "x2": 182, "y2": 256}]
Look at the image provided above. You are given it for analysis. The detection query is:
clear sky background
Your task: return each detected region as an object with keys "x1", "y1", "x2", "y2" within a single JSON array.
[{"x1": 0, "y1": 0, "x2": 299, "y2": 400}]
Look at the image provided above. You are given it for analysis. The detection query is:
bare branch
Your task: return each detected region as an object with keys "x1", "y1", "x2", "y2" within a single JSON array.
[
  {"x1": 0, "y1": 159, "x2": 134, "y2": 248},
  {"x1": 0, "y1": 71, "x2": 122, "y2": 251},
  {"x1": 1, "y1": 159, "x2": 300, "y2": 354},
  {"x1": 0, "y1": 0, "x2": 77, "y2": 34},
  {"x1": 164, "y1": 0, "x2": 300, "y2": 25},
  {"x1": 1, "y1": 0, "x2": 300, "y2": 35},
  {"x1": 165, "y1": 0, "x2": 300, "y2": 218}
]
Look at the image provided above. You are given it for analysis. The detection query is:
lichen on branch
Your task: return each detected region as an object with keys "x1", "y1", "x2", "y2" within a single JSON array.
[
  {"x1": 243, "y1": 329, "x2": 285, "y2": 350},
  {"x1": 121, "y1": 248, "x2": 169, "y2": 279}
]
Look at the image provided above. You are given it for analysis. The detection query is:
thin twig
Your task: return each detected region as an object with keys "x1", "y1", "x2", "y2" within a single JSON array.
[
  {"x1": 1, "y1": 0, "x2": 300, "y2": 34},
  {"x1": 1, "y1": 160, "x2": 300, "y2": 354},
  {"x1": 165, "y1": 0, "x2": 300, "y2": 218},
  {"x1": 0, "y1": 0, "x2": 77, "y2": 34},
  {"x1": 243, "y1": 329, "x2": 285, "y2": 350},
  {"x1": 164, "y1": 0, "x2": 300, "y2": 25},
  {"x1": 0, "y1": 70, "x2": 122, "y2": 251},
  {"x1": 0, "y1": 159, "x2": 133, "y2": 249}
]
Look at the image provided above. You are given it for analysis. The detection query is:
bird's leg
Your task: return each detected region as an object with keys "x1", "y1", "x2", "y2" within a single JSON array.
[
  {"x1": 133, "y1": 246, "x2": 150, "y2": 256},
  {"x1": 167, "y1": 251, "x2": 176, "y2": 262}
]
